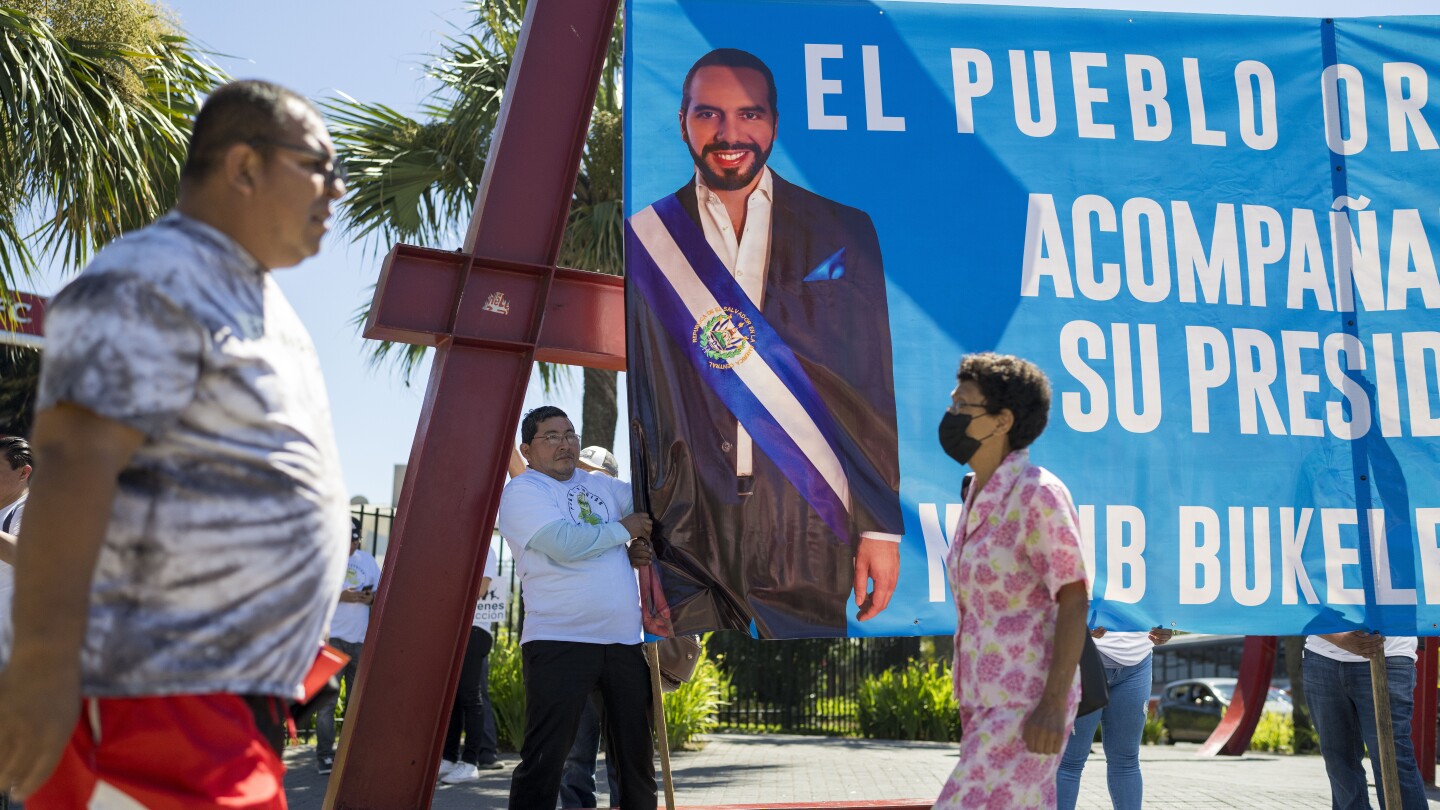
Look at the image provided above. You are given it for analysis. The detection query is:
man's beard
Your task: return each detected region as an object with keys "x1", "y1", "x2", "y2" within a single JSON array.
[{"x1": 689, "y1": 140, "x2": 773, "y2": 192}]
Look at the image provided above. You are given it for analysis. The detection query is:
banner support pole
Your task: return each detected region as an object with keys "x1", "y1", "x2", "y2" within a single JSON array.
[
  {"x1": 647, "y1": 642, "x2": 678, "y2": 810},
  {"x1": 1371, "y1": 653, "x2": 1403, "y2": 809}
]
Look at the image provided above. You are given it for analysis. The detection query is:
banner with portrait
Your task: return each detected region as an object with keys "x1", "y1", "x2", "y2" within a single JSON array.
[{"x1": 624, "y1": 0, "x2": 1440, "y2": 638}]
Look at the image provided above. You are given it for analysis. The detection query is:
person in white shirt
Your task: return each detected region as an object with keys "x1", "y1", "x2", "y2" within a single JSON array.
[
  {"x1": 1056, "y1": 627, "x2": 1172, "y2": 810},
  {"x1": 315, "y1": 517, "x2": 381, "y2": 774},
  {"x1": 498, "y1": 407, "x2": 656, "y2": 810},
  {"x1": 1304, "y1": 632, "x2": 1428, "y2": 809},
  {"x1": 0, "y1": 437, "x2": 32, "y2": 657},
  {"x1": 438, "y1": 543, "x2": 506, "y2": 783}
]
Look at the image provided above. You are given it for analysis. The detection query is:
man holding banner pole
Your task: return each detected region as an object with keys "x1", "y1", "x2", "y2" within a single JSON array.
[
  {"x1": 1304, "y1": 632, "x2": 1428, "y2": 809},
  {"x1": 627, "y1": 47, "x2": 903, "y2": 639}
]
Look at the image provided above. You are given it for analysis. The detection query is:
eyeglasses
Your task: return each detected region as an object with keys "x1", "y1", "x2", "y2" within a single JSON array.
[
  {"x1": 950, "y1": 401, "x2": 992, "y2": 414},
  {"x1": 535, "y1": 431, "x2": 581, "y2": 446},
  {"x1": 248, "y1": 138, "x2": 348, "y2": 187}
]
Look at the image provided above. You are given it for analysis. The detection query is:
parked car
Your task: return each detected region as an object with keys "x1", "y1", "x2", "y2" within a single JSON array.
[{"x1": 1157, "y1": 678, "x2": 1293, "y2": 743}]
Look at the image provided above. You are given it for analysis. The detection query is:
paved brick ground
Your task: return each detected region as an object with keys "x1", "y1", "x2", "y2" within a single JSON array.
[{"x1": 283, "y1": 733, "x2": 1440, "y2": 809}]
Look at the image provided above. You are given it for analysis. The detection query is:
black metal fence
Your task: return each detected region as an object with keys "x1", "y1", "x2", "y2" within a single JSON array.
[
  {"x1": 708, "y1": 633, "x2": 931, "y2": 736},
  {"x1": 352, "y1": 504, "x2": 945, "y2": 737}
]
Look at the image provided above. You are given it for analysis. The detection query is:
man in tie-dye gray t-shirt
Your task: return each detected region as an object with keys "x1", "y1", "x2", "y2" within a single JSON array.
[
  {"x1": 30, "y1": 209, "x2": 351, "y2": 698},
  {"x1": 0, "y1": 81, "x2": 351, "y2": 805}
]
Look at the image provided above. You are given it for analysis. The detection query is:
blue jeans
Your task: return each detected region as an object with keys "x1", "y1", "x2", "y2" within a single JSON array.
[
  {"x1": 315, "y1": 637, "x2": 364, "y2": 760},
  {"x1": 1056, "y1": 655, "x2": 1150, "y2": 810},
  {"x1": 1304, "y1": 652, "x2": 1429, "y2": 810}
]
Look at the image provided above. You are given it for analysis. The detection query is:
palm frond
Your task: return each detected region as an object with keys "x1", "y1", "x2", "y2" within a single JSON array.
[
  {"x1": 333, "y1": 0, "x2": 625, "y2": 386},
  {"x1": 0, "y1": 5, "x2": 224, "y2": 286}
]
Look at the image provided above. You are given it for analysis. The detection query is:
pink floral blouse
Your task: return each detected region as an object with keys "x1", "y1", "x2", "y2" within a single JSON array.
[{"x1": 947, "y1": 449, "x2": 1088, "y2": 710}]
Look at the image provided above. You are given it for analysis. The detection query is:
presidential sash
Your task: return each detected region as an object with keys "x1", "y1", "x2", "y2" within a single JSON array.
[{"x1": 627, "y1": 194, "x2": 856, "y2": 540}]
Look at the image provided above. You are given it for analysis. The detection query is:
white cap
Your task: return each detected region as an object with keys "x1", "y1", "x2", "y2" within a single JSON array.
[{"x1": 577, "y1": 446, "x2": 619, "y2": 477}]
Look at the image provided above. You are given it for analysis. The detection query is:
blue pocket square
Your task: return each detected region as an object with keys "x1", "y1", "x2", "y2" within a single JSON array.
[{"x1": 803, "y1": 248, "x2": 846, "y2": 282}]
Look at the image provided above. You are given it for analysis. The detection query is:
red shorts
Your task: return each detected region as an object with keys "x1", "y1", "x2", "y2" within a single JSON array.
[{"x1": 28, "y1": 694, "x2": 287, "y2": 810}]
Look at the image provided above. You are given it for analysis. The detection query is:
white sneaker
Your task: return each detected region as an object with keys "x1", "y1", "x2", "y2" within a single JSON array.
[
  {"x1": 441, "y1": 763, "x2": 481, "y2": 784},
  {"x1": 437, "y1": 759, "x2": 461, "y2": 781}
]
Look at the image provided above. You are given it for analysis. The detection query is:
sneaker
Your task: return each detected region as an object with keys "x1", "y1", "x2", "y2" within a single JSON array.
[
  {"x1": 441, "y1": 763, "x2": 480, "y2": 784},
  {"x1": 317, "y1": 756, "x2": 334, "y2": 775},
  {"x1": 476, "y1": 757, "x2": 505, "y2": 771},
  {"x1": 436, "y1": 759, "x2": 461, "y2": 780}
]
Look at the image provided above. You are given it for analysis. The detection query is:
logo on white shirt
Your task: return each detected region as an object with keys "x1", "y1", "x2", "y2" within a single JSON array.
[{"x1": 567, "y1": 486, "x2": 612, "y2": 526}]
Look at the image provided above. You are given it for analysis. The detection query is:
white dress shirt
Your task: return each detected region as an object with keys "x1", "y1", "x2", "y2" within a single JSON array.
[{"x1": 696, "y1": 167, "x2": 774, "y2": 477}]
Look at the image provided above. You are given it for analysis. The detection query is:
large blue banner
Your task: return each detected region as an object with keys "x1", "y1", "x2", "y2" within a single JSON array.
[{"x1": 624, "y1": 0, "x2": 1440, "y2": 638}]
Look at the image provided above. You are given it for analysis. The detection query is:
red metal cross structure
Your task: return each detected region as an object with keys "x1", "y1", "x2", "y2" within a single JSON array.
[
  {"x1": 318, "y1": 1, "x2": 1440, "y2": 805},
  {"x1": 325, "y1": 1, "x2": 623, "y2": 807}
]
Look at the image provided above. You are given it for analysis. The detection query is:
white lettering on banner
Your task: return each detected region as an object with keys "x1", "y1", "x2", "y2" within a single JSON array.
[
  {"x1": 5, "y1": 302, "x2": 31, "y2": 325},
  {"x1": 782, "y1": 43, "x2": 1440, "y2": 153},
  {"x1": 1323, "y1": 63, "x2": 1369, "y2": 155},
  {"x1": 1367, "y1": 509, "x2": 1418, "y2": 605},
  {"x1": 1068, "y1": 505, "x2": 1440, "y2": 609},
  {"x1": 951, "y1": 48, "x2": 993, "y2": 134},
  {"x1": 803, "y1": 44, "x2": 908, "y2": 132},
  {"x1": 1180, "y1": 506, "x2": 1222, "y2": 604},
  {"x1": 1184, "y1": 57, "x2": 1227, "y2": 147},
  {"x1": 1235, "y1": 60, "x2": 1279, "y2": 151},
  {"x1": 1418, "y1": 509, "x2": 1440, "y2": 604},
  {"x1": 1125, "y1": 54, "x2": 1171, "y2": 142},
  {"x1": 1058, "y1": 321, "x2": 1161, "y2": 433},
  {"x1": 1321, "y1": 508, "x2": 1365, "y2": 605},
  {"x1": 1279, "y1": 507, "x2": 1320, "y2": 605},
  {"x1": 1076, "y1": 504, "x2": 1145, "y2": 603},
  {"x1": 1071, "y1": 52, "x2": 1115, "y2": 140},
  {"x1": 918, "y1": 502, "x2": 963, "y2": 602},
  {"x1": 862, "y1": 46, "x2": 906, "y2": 131},
  {"x1": 1384, "y1": 62, "x2": 1439, "y2": 152},
  {"x1": 1009, "y1": 50, "x2": 1058, "y2": 137},
  {"x1": 1182, "y1": 327, "x2": 1438, "y2": 439},
  {"x1": 1230, "y1": 506, "x2": 1271, "y2": 607},
  {"x1": 804, "y1": 44, "x2": 846, "y2": 130},
  {"x1": 1019, "y1": 193, "x2": 1440, "y2": 311},
  {"x1": 1106, "y1": 505, "x2": 1147, "y2": 603},
  {"x1": 1177, "y1": 505, "x2": 1435, "y2": 607}
]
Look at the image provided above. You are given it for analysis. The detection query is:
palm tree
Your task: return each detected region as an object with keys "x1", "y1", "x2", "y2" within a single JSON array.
[
  {"x1": 0, "y1": 0, "x2": 225, "y2": 286},
  {"x1": 0, "y1": 0, "x2": 226, "y2": 437},
  {"x1": 328, "y1": 0, "x2": 626, "y2": 451}
]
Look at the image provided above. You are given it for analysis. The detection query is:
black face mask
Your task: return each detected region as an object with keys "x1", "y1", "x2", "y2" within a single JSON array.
[{"x1": 938, "y1": 410, "x2": 983, "y2": 465}]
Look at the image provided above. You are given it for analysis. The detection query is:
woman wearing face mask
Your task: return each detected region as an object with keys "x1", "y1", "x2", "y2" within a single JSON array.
[{"x1": 934, "y1": 353, "x2": 1090, "y2": 810}]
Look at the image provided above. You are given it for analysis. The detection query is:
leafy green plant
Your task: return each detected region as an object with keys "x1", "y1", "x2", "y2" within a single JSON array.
[
  {"x1": 662, "y1": 637, "x2": 729, "y2": 751},
  {"x1": 855, "y1": 663, "x2": 960, "y2": 742},
  {"x1": 1141, "y1": 712, "x2": 1168, "y2": 745},
  {"x1": 1248, "y1": 711, "x2": 1294, "y2": 753},
  {"x1": 488, "y1": 629, "x2": 526, "y2": 751}
]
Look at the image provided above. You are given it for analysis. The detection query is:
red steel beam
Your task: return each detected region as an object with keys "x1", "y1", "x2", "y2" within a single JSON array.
[
  {"x1": 1413, "y1": 638, "x2": 1438, "y2": 785},
  {"x1": 326, "y1": 0, "x2": 621, "y2": 807},
  {"x1": 1198, "y1": 635, "x2": 1277, "y2": 757}
]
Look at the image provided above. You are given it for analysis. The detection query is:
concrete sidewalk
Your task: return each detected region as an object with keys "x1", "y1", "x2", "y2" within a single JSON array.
[{"x1": 285, "y1": 733, "x2": 1440, "y2": 809}]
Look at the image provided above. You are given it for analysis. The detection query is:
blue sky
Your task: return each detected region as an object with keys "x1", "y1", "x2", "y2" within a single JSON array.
[{"x1": 22, "y1": 0, "x2": 1440, "y2": 502}]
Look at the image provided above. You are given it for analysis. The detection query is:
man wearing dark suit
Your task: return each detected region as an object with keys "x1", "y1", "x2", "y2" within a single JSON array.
[{"x1": 626, "y1": 48, "x2": 902, "y2": 639}]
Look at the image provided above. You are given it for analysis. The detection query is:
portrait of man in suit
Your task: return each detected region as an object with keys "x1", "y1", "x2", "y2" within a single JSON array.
[{"x1": 626, "y1": 47, "x2": 903, "y2": 639}]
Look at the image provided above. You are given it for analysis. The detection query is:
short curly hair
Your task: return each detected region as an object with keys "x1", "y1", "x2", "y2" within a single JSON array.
[{"x1": 957, "y1": 353, "x2": 1051, "y2": 450}]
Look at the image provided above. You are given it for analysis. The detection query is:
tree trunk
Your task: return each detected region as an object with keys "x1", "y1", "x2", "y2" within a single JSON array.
[
  {"x1": 581, "y1": 367, "x2": 618, "y2": 453},
  {"x1": 1284, "y1": 635, "x2": 1318, "y2": 753}
]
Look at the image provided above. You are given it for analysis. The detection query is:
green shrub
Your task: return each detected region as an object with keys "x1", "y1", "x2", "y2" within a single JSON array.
[
  {"x1": 1141, "y1": 713, "x2": 1167, "y2": 745},
  {"x1": 489, "y1": 629, "x2": 527, "y2": 751},
  {"x1": 662, "y1": 637, "x2": 729, "y2": 751},
  {"x1": 855, "y1": 662, "x2": 960, "y2": 741},
  {"x1": 1249, "y1": 711, "x2": 1294, "y2": 753}
]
